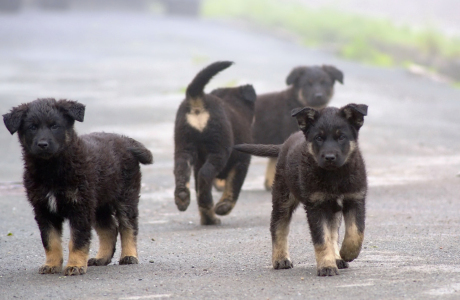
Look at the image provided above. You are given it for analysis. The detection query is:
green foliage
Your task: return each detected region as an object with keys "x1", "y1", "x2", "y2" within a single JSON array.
[{"x1": 202, "y1": 0, "x2": 460, "y2": 68}]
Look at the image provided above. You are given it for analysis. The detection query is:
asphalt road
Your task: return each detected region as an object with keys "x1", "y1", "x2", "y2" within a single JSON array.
[{"x1": 1, "y1": 11, "x2": 460, "y2": 300}]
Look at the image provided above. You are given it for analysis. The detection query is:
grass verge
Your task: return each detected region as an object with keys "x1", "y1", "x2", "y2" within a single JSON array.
[{"x1": 201, "y1": 0, "x2": 460, "y2": 82}]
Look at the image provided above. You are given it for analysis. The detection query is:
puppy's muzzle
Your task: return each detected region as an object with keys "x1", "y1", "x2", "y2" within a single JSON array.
[
  {"x1": 319, "y1": 151, "x2": 342, "y2": 169},
  {"x1": 37, "y1": 140, "x2": 49, "y2": 149}
]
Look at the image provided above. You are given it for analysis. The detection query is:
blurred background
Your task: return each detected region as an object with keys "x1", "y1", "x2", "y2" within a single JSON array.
[{"x1": 2, "y1": 0, "x2": 460, "y2": 81}]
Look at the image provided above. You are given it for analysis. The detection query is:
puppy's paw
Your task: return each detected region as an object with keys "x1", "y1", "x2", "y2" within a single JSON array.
[
  {"x1": 199, "y1": 208, "x2": 221, "y2": 225},
  {"x1": 174, "y1": 188, "x2": 190, "y2": 211},
  {"x1": 213, "y1": 179, "x2": 225, "y2": 192},
  {"x1": 336, "y1": 259, "x2": 349, "y2": 269},
  {"x1": 317, "y1": 266, "x2": 339, "y2": 276},
  {"x1": 273, "y1": 258, "x2": 293, "y2": 269},
  {"x1": 119, "y1": 256, "x2": 139, "y2": 265},
  {"x1": 39, "y1": 264, "x2": 62, "y2": 274},
  {"x1": 214, "y1": 200, "x2": 235, "y2": 216},
  {"x1": 88, "y1": 257, "x2": 111, "y2": 266},
  {"x1": 200, "y1": 215, "x2": 221, "y2": 226},
  {"x1": 63, "y1": 265, "x2": 87, "y2": 276}
]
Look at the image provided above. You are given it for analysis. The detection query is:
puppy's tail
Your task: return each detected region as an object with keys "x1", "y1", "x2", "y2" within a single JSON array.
[
  {"x1": 233, "y1": 144, "x2": 281, "y2": 157},
  {"x1": 127, "y1": 139, "x2": 154, "y2": 165},
  {"x1": 186, "y1": 61, "x2": 233, "y2": 99}
]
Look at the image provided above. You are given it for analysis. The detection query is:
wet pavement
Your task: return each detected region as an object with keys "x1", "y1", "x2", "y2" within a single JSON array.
[{"x1": 0, "y1": 11, "x2": 460, "y2": 299}]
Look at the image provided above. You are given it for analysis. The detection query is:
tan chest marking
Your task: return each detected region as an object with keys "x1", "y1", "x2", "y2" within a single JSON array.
[{"x1": 186, "y1": 98, "x2": 210, "y2": 132}]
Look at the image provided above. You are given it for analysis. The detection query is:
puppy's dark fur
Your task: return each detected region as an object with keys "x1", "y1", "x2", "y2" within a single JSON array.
[
  {"x1": 3, "y1": 98, "x2": 153, "y2": 275},
  {"x1": 234, "y1": 103, "x2": 367, "y2": 276},
  {"x1": 252, "y1": 65, "x2": 344, "y2": 190},
  {"x1": 173, "y1": 61, "x2": 256, "y2": 225}
]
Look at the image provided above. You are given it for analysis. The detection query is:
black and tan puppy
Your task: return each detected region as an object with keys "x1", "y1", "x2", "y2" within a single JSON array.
[
  {"x1": 174, "y1": 61, "x2": 256, "y2": 225},
  {"x1": 3, "y1": 98, "x2": 153, "y2": 275},
  {"x1": 235, "y1": 103, "x2": 367, "y2": 276},
  {"x1": 252, "y1": 65, "x2": 344, "y2": 190}
]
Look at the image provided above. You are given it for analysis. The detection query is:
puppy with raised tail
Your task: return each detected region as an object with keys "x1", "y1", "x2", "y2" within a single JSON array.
[
  {"x1": 3, "y1": 98, "x2": 153, "y2": 275},
  {"x1": 173, "y1": 61, "x2": 256, "y2": 225},
  {"x1": 234, "y1": 103, "x2": 368, "y2": 276}
]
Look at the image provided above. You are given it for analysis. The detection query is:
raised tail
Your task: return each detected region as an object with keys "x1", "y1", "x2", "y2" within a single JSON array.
[
  {"x1": 186, "y1": 61, "x2": 233, "y2": 99},
  {"x1": 233, "y1": 144, "x2": 281, "y2": 157},
  {"x1": 127, "y1": 138, "x2": 154, "y2": 165}
]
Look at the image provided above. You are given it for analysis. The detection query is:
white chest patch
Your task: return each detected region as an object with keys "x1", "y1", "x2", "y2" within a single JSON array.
[
  {"x1": 47, "y1": 192, "x2": 57, "y2": 213},
  {"x1": 186, "y1": 109, "x2": 210, "y2": 132}
]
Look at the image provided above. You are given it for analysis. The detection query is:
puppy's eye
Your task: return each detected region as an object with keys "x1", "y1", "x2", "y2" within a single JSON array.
[
  {"x1": 338, "y1": 134, "x2": 346, "y2": 141},
  {"x1": 315, "y1": 136, "x2": 323, "y2": 142},
  {"x1": 51, "y1": 124, "x2": 59, "y2": 130},
  {"x1": 28, "y1": 125, "x2": 37, "y2": 131}
]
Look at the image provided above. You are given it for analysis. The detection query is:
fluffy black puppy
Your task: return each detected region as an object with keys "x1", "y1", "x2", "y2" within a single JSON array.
[
  {"x1": 252, "y1": 65, "x2": 344, "y2": 190},
  {"x1": 234, "y1": 103, "x2": 367, "y2": 276},
  {"x1": 173, "y1": 61, "x2": 256, "y2": 225},
  {"x1": 3, "y1": 98, "x2": 153, "y2": 275}
]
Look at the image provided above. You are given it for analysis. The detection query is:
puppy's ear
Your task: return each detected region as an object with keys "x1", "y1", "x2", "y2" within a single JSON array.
[
  {"x1": 286, "y1": 67, "x2": 305, "y2": 86},
  {"x1": 322, "y1": 65, "x2": 344, "y2": 84},
  {"x1": 56, "y1": 100, "x2": 85, "y2": 122},
  {"x1": 3, "y1": 104, "x2": 28, "y2": 135},
  {"x1": 240, "y1": 84, "x2": 257, "y2": 102},
  {"x1": 291, "y1": 107, "x2": 320, "y2": 132},
  {"x1": 340, "y1": 103, "x2": 368, "y2": 130}
]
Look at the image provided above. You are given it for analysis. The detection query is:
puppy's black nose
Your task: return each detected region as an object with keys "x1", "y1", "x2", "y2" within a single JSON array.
[
  {"x1": 37, "y1": 141, "x2": 49, "y2": 149},
  {"x1": 315, "y1": 93, "x2": 323, "y2": 100},
  {"x1": 323, "y1": 154, "x2": 336, "y2": 162}
]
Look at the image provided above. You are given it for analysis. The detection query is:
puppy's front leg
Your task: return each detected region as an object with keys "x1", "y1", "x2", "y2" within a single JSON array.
[
  {"x1": 36, "y1": 213, "x2": 64, "y2": 274},
  {"x1": 174, "y1": 152, "x2": 193, "y2": 211},
  {"x1": 340, "y1": 199, "x2": 365, "y2": 262},
  {"x1": 307, "y1": 206, "x2": 340, "y2": 276},
  {"x1": 65, "y1": 218, "x2": 91, "y2": 275}
]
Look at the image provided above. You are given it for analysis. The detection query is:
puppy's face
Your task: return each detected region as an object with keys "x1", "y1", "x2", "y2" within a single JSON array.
[
  {"x1": 292, "y1": 104, "x2": 367, "y2": 170},
  {"x1": 286, "y1": 65, "x2": 343, "y2": 108},
  {"x1": 3, "y1": 98, "x2": 85, "y2": 159}
]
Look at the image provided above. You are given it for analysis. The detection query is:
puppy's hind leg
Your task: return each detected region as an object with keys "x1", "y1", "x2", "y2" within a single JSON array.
[
  {"x1": 88, "y1": 205, "x2": 118, "y2": 266},
  {"x1": 271, "y1": 179, "x2": 299, "y2": 269},
  {"x1": 174, "y1": 152, "x2": 194, "y2": 211},
  {"x1": 117, "y1": 197, "x2": 140, "y2": 265},
  {"x1": 197, "y1": 155, "x2": 225, "y2": 225},
  {"x1": 214, "y1": 156, "x2": 250, "y2": 216}
]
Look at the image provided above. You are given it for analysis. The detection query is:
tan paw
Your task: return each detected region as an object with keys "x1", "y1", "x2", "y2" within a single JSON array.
[{"x1": 63, "y1": 265, "x2": 87, "y2": 276}]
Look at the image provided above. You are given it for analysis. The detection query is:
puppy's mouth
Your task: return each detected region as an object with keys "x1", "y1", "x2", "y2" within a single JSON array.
[
  {"x1": 318, "y1": 160, "x2": 344, "y2": 170},
  {"x1": 30, "y1": 148, "x2": 57, "y2": 159}
]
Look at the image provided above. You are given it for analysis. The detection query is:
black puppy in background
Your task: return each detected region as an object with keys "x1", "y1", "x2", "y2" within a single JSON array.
[
  {"x1": 252, "y1": 65, "x2": 344, "y2": 190},
  {"x1": 235, "y1": 103, "x2": 367, "y2": 276},
  {"x1": 174, "y1": 61, "x2": 256, "y2": 225},
  {"x1": 3, "y1": 98, "x2": 153, "y2": 275}
]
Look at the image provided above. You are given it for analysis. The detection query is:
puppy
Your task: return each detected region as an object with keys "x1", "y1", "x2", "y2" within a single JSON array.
[
  {"x1": 3, "y1": 98, "x2": 153, "y2": 275},
  {"x1": 234, "y1": 103, "x2": 368, "y2": 276},
  {"x1": 174, "y1": 61, "x2": 256, "y2": 225},
  {"x1": 252, "y1": 65, "x2": 344, "y2": 190}
]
